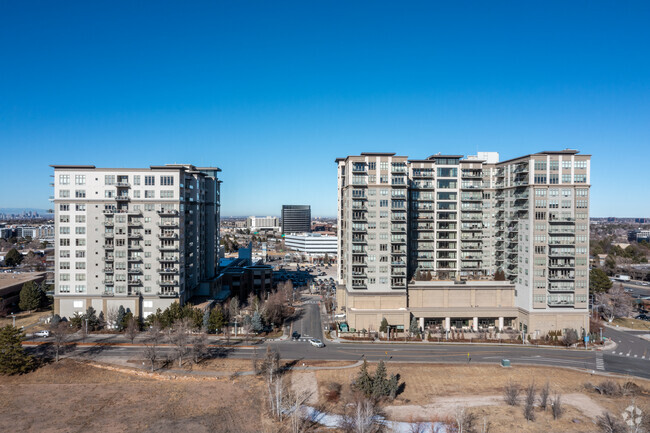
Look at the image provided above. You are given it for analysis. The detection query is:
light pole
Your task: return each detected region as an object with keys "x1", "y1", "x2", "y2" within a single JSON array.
[{"x1": 11, "y1": 312, "x2": 15, "y2": 327}]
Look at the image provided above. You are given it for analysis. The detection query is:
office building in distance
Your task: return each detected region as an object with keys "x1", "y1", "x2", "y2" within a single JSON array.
[
  {"x1": 51, "y1": 164, "x2": 221, "y2": 319},
  {"x1": 285, "y1": 233, "x2": 337, "y2": 256},
  {"x1": 281, "y1": 205, "x2": 311, "y2": 234},
  {"x1": 246, "y1": 216, "x2": 281, "y2": 232},
  {"x1": 336, "y1": 150, "x2": 590, "y2": 336}
]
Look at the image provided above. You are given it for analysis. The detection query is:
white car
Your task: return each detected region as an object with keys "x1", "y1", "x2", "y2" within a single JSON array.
[
  {"x1": 309, "y1": 338, "x2": 325, "y2": 348},
  {"x1": 34, "y1": 330, "x2": 50, "y2": 338}
]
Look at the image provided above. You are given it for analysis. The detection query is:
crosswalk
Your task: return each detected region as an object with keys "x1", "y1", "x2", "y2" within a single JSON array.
[
  {"x1": 596, "y1": 354, "x2": 605, "y2": 371},
  {"x1": 303, "y1": 300, "x2": 320, "y2": 305}
]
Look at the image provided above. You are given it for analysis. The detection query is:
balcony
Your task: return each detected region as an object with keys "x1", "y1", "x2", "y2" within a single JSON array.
[
  {"x1": 104, "y1": 244, "x2": 115, "y2": 250},
  {"x1": 128, "y1": 244, "x2": 143, "y2": 251},
  {"x1": 128, "y1": 220, "x2": 143, "y2": 227},
  {"x1": 158, "y1": 291, "x2": 180, "y2": 298},
  {"x1": 548, "y1": 274, "x2": 574, "y2": 282},
  {"x1": 104, "y1": 220, "x2": 114, "y2": 227},
  {"x1": 128, "y1": 233, "x2": 143, "y2": 239},
  {"x1": 127, "y1": 268, "x2": 143, "y2": 274},
  {"x1": 548, "y1": 299, "x2": 574, "y2": 307},
  {"x1": 115, "y1": 181, "x2": 130, "y2": 187},
  {"x1": 158, "y1": 268, "x2": 179, "y2": 274},
  {"x1": 115, "y1": 196, "x2": 130, "y2": 202},
  {"x1": 391, "y1": 261, "x2": 407, "y2": 266},
  {"x1": 103, "y1": 256, "x2": 115, "y2": 261},
  {"x1": 103, "y1": 233, "x2": 114, "y2": 238},
  {"x1": 128, "y1": 256, "x2": 143, "y2": 262},
  {"x1": 103, "y1": 267, "x2": 114, "y2": 273},
  {"x1": 158, "y1": 233, "x2": 179, "y2": 239},
  {"x1": 158, "y1": 221, "x2": 180, "y2": 228},
  {"x1": 158, "y1": 256, "x2": 179, "y2": 262},
  {"x1": 102, "y1": 279, "x2": 114, "y2": 284},
  {"x1": 549, "y1": 261, "x2": 575, "y2": 268},
  {"x1": 157, "y1": 280, "x2": 179, "y2": 286},
  {"x1": 157, "y1": 209, "x2": 179, "y2": 216},
  {"x1": 157, "y1": 244, "x2": 179, "y2": 251}
]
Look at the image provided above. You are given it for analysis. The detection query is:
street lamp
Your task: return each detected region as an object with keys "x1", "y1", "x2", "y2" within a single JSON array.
[{"x1": 11, "y1": 312, "x2": 15, "y2": 327}]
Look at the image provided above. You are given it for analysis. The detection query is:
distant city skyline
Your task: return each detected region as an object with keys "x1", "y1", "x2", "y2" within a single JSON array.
[{"x1": 1, "y1": 2, "x2": 649, "y2": 217}]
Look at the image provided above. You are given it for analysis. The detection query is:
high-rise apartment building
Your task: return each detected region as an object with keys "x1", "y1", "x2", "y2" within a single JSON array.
[
  {"x1": 336, "y1": 150, "x2": 590, "y2": 336},
  {"x1": 281, "y1": 205, "x2": 311, "y2": 233},
  {"x1": 51, "y1": 164, "x2": 221, "y2": 319}
]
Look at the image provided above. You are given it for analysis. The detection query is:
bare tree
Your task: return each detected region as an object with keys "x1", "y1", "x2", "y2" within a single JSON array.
[
  {"x1": 191, "y1": 332, "x2": 209, "y2": 364},
  {"x1": 596, "y1": 412, "x2": 626, "y2": 433},
  {"x1": 168, "y1": 317, "x2": 191, "y2": 367},
  {"x1": 597, "y1": 285, "x2": 634, "y2": 322},
  {"x1": 287, "y1": 389, "x2": 313, "y2": 433},
  {"x1": 340, "y1": 397, "x2": 385, "y2": 433},
  {"x1": 539, "y1": 381, "x2": 550, "y2": 411},
  {"x1": 524, "y1": 383, "x2": 536, "y2": 421},
  {"x1": 551, "y1": 394, "x2": 563, "y2": 420},
  {"x1": 504, "y1": 381, "x2": 520, "y2": 406},
  {"x1": 49, "y1": 321, "x2": 72, "y2": 362},
  {"x1": 143, "y1": 320, "x2": 162, "y2": 372},
  {"x1": 453, "y1": 407, "x2": 477, "y2": 433},
  {"x1": 106, "y1": 306, "x2": 119, "y2": 330},
  {"x1": 125, "y1": 315, "x2": 139, "y2": 344}
]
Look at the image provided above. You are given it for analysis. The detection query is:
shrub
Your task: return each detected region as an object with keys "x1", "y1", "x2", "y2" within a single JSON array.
[
  {"x1": 325, "y1": 382, "x2": 342, "y2": 402},
  {"x1": 597, "y1": 380, "x2": 621, "y2": 396},
  {"x1": 524, "y1": 383, "x2": 536, "y2": 421},
  {"x1": 504, "y1": 381, "x2": 520, "y2": 406},
  {"x1": 539, "y1": 382, "x2": 550, "y2": 411},
  {"x1": 551, "y1": 394, "x2": 563, "y2": 419},
  {"x1": 596, "y1": 412, "x2": 626, "y2": 433}
]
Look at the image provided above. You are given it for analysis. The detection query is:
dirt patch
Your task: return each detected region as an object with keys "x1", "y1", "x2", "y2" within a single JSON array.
[
  {"x1": 291, "y1": 372, "x2": 319, "y2": 405},
  {"x1": 0, "y1": 359, "x2": 266, "y2": 433}
]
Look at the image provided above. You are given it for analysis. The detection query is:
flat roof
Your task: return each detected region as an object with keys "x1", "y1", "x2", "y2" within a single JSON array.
[{"x1": 51, "y1": 164, "x2": 221, "y2": 172}]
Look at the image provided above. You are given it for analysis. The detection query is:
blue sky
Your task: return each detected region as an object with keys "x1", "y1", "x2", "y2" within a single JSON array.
[{"x1": 1, "y1": 1, "x2": 649, "y2": 217}]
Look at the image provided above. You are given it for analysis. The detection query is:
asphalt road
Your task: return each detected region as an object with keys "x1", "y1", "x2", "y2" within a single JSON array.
[
  {"x1": 289, "y1": 296, "x2": 323, "y2": 341},
  {"x1": 24, "y1": 295, "x2": 650, "y2": 379}
]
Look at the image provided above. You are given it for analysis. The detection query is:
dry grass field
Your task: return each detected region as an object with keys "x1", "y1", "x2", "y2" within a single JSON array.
[
  {"x1": 0, "y1": 360, "x2": 268, "y2": 433},
  {"x1": 0, "y1": 310, "x2": 51, "y2": 329},
  {"x1": 612, "y1": 317, "x2": 650, "y2": 331},
  {"x1": 314, "y1": 363, "x2": 650, "y2": 432}
]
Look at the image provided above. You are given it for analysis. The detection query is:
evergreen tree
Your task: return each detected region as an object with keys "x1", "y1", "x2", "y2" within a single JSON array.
[
  {"x1": 409, "y1": 317, "x2": 420, "y2": 336},
  {"x1": 379, "y1": 318, "x2": 389, "y2": 333},
  {"x1": 121, "y1": 311, "x2": 133, "y2": 331},
  {"x1": 0, "y1": 325, "x2": 34, "y2": 375},
  {"x1": 116, "y1": 306, "x2": 126, "y2": 331},
  {"x1": 4, "y1": 248, "x2": 23, "y2": 267},
  {"x1": 19, "y1": 281, "x2": 45, "y2": 311},
  {"x1": 589, "y1": 268, "x2": 613, "y2": 294},
  {"x1": 97, "y1": 311, "x2": 106, "y2": 329},
  {"x1": 371, "y1": 360, "x2": 389, "y2": 400},
  {"x1": 494, "y1": 269, "x2": 506, "y2": 281},
  {"x1": 208, "y1": 306, "x2": 226, "y2": 333},
  {"x1": 353, "y1": 359, "x2": 374, "y2": 397},
  {"x1": 251, "y1": 311, "x2": 263, "y2": 333},
  {"x1": 85, "y1": 306, "x2": 99, "y2": 331}
]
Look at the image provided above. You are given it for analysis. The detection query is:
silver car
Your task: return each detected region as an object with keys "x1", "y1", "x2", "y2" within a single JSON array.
[{"x1": 309, "y1": 338, "x2": 325, "y2": 348}]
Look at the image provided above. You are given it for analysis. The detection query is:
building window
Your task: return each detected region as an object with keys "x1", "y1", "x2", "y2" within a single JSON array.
[
  {"x1": 368, "y1": 162, "x2": 376, "y2": 170},
  {"x1": 145, "y1": 190, "x2": 155, "y2": 198},
  {"x1": 75, "y1": 190, "x2": 86, "y2": 198},
  {"x1": 75, "y1": 215, "x2": 85, "y2": 223},
  {"x1": 59, "y1": 175, "x2": 70, "y2": 185},
  {"x1": 534, "y1": 175, "x2": 546, "y2": 183},
  {"x1": 105, "y1": 175, "x2": 115, "y2": 185},
  {"x1": 75, "y1": 204, "x2": 86, "y2": 211},
  {"x1": 160, "y1": 176, "x2": 174, "y2": 186},
  {"x1": 145, "y1": 176, "x2": 155, "y2": 185},
  {"x1": 160, "y1": 190, "x2": 174, "y2": 198},
  {"x1": 574, "y1": 174, "x2": 587, "y2": 183},
  {"x1": 75, "y1": 175, "x2": 86, "y2": 185},
  {"x1": 59, "y1": 190, "x2": 70, "y2": 198}
]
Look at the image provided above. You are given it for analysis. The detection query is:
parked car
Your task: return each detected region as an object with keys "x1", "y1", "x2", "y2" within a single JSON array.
[
  {"x1": 309, "y1": 338, "x2": 325, "y2": 348},
  {"x1": 635, "y1": 314, "x2": 649, "y2": 321},
  {"x1": 291, "y1": 331, "x2": 301, "y2": 341},
  {"x1": 34, "y1": 330, "x2": 50, "y2": 338}
]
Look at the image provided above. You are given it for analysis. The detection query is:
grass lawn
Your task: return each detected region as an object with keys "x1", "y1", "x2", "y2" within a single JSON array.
[
  {"x1": 0, "y1": 309, "x2": 51, "y2": 329},
  {"x1": 612, "y1": 317, "x2": 650, "y2": 331}
]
